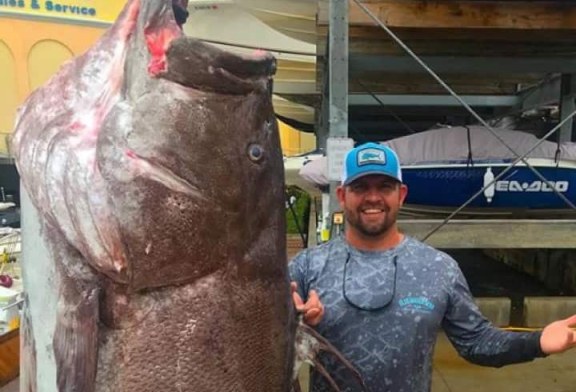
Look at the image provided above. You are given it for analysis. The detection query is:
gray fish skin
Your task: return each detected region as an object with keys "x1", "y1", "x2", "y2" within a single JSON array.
[{"x1": 12, "y1": 0, "x2": 295, "y2": 391}]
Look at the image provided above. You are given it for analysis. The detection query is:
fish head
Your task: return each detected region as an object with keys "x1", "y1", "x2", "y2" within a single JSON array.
[
  {"x1": 12, "y1": 0, "x2": 287, "y2": 291},
  {"x1": 96, "y1": 0, "x2": 286, "y2": 290}
]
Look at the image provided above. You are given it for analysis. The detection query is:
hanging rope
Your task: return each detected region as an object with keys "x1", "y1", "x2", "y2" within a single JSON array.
[
  {"x1": 554, "y1": 127, "x2": 562, "y2": 166},
  {"x1": 465, "y1": 126, "x2": 474, "y2": 168},
  {"x1": 554, "y1": 143, "x2": 562, "y2": 166}
]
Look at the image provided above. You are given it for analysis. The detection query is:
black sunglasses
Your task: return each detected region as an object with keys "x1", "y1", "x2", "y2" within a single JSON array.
[{"x1": 343, "y1": 252, "x2": 398, "y2": 311}]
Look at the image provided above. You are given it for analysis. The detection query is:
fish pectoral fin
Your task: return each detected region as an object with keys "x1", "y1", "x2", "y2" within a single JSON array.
[
  {"x1": 53, "y1": 285, "x2": 100, "y2": 392},
  {"x1": 294, "y1": 320, "x2": 368, "y2": 392}
]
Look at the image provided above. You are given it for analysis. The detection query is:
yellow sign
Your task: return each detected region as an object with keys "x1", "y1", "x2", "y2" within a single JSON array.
[{"x1": 0, "y1": 0, "x2": 125, "y2": 24}]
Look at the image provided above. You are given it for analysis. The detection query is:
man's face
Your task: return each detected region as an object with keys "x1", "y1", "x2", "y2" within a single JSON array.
[{"x1": 337, "y1": 174, "x2": 408, "y2": 237}]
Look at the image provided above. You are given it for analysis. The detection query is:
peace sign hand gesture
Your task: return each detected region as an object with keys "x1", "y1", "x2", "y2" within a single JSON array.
[{"x1": 291, "y1": 282, "x2": 325, "y2": 326}]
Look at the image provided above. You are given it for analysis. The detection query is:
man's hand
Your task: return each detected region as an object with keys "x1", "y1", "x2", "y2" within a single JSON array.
[
  {"x1": 291, "y1": 282, "x2": 324, "y2": 326},
  {"x1": 540, "y1": 314, "x2": 576, "y2": 355}
]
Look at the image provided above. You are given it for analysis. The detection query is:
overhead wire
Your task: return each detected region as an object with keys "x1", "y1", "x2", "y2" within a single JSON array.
[{"x1": 354, "y1": 78, "x2": 416, "y2": 134}]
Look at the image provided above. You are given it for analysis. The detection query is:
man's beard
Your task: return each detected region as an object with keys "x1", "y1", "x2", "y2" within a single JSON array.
[{"x1": 345, "y1": 205, "x2": 398, "y2": 237}]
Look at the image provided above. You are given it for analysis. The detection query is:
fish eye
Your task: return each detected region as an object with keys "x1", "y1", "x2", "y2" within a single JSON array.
[{"x1": 248, "y1": 144, "x2": 264, "y2": 162}]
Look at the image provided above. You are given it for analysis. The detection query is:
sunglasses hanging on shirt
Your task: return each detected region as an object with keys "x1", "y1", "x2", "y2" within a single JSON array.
[{"x1": 342, "y1": 252, "x2": 398, "y2": 311}]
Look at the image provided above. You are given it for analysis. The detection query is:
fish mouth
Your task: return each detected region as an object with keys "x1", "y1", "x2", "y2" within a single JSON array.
[
  {"x1": 163, "y1": 39, "x2": 277, "y2": 94},
  {"x1": 141, "y1": 1, "x2": 277, "y2": 94}
]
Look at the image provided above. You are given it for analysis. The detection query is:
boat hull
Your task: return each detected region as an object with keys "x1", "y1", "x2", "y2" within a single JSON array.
[{"x1": 404, "y1": 159, "x2": 576, "y2": 210}]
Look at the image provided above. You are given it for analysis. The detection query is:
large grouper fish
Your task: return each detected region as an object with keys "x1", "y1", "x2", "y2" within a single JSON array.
[{"x1": 11, "y1": 0, "x2": 364, "y2": 391}]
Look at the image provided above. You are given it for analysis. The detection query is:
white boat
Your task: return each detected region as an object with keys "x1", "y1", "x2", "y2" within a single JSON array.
[
  {"x1": 299, "y1": 127, "x2": 576, "y2": 216},
  {"x1": 235, "y1": 0, "x2": 317, "y2": 44},
  {"x1": 274, "y1": 96, "x2": 315, "y2": 125},
  {"x1": 185, "y1": 0, "x2": 316, "y2": 126}
]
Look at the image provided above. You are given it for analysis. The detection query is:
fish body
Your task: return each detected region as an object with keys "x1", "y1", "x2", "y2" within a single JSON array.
[{"x1": 12, "y1": 1, "x2": 295, "y2": 390}]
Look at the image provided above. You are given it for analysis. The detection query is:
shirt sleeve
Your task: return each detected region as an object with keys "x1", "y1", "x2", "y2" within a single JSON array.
[
  {"x1": 288, "y1": 250, "x2": 309, "y2": 300},
  {"x1": 442, "y1": 263, "x2": 547, "y2": 367}
]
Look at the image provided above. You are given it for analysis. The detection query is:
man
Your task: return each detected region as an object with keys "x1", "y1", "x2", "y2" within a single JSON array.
[{"x1": 290, "y1": 142, "x2": 576, "y2": 392}]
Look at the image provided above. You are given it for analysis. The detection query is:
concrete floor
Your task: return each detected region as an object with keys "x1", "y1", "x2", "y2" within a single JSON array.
[{"x1": 431, "y1": 333, "x2": 576, "y2": 392}]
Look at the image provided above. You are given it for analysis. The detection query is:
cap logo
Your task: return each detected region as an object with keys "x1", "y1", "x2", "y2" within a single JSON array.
[{"x1": 357, "y1": 148, "x2": 386, "y2": 166}]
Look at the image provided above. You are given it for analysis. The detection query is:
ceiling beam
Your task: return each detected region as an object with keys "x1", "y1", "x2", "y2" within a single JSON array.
[
  {"x1": 317, "y1": 26, "x2": 576, "y2": 42},
  {"x1": 348, "y1": 94, "x2": 518, "y2": 107},
  {"x1": 315, "y1": 71, "x2": 544, "y2": 95},
  {"x1": 349, "y1": 55, "x2": 576, "y2": 74},
  {"x1": 318, "y1": 1, "x2": 576, "y2": 30},
  {"x1": 399, "y1": 219, "x2": 576, "y2": 249},
  {"x1": 317, "y1": 35, "x2": 576, "y2": 57}
]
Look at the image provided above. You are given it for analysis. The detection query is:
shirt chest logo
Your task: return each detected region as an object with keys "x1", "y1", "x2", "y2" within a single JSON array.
[{"x1": 398, "y1": 296, "x2": 435, "y2": 313}]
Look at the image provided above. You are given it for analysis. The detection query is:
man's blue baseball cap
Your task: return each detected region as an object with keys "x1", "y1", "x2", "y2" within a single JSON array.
[{"x1": 341, "y1": 142, "x2": 403, "y2": 185}]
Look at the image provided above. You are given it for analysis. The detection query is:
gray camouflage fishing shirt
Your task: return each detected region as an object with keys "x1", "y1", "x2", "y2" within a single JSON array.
[{"x1": 289, "y1": 236, "x2": 546, "y2": 392}]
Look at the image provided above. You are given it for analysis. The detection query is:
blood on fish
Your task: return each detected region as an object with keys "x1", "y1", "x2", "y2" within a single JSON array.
[
  {"x1": 70, "y1": 121, "x2": 83, "y2": 133},
  {"x1": 125, "y1": 149, "x2": 137, "y2": 159},
  {"x1": 252, "y1": 49, "x2": 268, "y2": 58},
  {"x1": 146, "y1": 28, "x2": 180, "y2": 75}
]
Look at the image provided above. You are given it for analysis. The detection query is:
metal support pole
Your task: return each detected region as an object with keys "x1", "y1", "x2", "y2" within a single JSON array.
[
  {"x1": 316, "y1": 39, "x2": 331, "y2": 242},
  {"x1": 328, "y1": 0, "x2": 349, "y2": 216},
  {"x1": 559, "y1": 74, "x2": 576, "y2": 143},
  {"x1": 317, "y1": 48, "x2": 330, "y2": 152}
]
